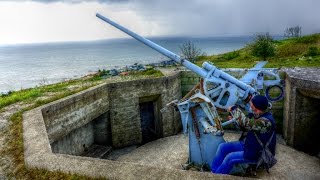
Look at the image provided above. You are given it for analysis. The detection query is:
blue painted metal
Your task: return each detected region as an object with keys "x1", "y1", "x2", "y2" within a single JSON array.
[
  {"x1": 221, "y1": 118, "x2": 237, "y2": 127},
  {"x1": 96, "y1": 13, "x2": 284, "y2": 171},
  {"x1": 240, "y1": 61, "x2": 281, "y2": 90},
  {"x1": 177, "y1": 93, "x2": 225, "y2": 169}
]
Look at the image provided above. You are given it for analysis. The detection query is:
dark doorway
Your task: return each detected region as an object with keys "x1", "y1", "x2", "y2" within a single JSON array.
[
  {"x1": 295, "y1": 90, "x2": 320, "y2": 156},
  {"x1": 139, "y1": 95, "x2": 162, "y2": 144},
  {"x1": 140, "y1": 101, "x2": 156, "y2": 144}
]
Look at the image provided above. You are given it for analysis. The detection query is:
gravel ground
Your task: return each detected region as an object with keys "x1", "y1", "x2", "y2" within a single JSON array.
[{"x1": 111, "y1": 131, "x2": 320, "y2": 179}]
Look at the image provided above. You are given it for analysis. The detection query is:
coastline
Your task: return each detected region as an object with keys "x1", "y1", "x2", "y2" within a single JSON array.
[
  {"x1": 0, "y1": 59, "x2": 176, "y2": 95},
  {"x1": 0, "y1": 36, "x2": 256, "y2": 93}
]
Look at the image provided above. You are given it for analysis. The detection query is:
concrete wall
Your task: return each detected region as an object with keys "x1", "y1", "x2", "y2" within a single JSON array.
[
  {"x1": 41, "y1": 72, "x2": 182, "y2": 153},
  {"x1": 109, "y1": 74, "x2": 181, "y2": 147},
  {"x1": 181, "y1": 71, "x2": 201, "y2": 96},
  {"x1": 51, "y1": 122, "x2": 94, "y2": 155},
  {"x1": 41, "y1": 84, "x2": 110, "y2": 155},
  {"x1": 50, "y1": 111, "x2": 111, "y2": 155},
  {"x1": 283, "y1": 68, "x2": 320, "y2": 155}
]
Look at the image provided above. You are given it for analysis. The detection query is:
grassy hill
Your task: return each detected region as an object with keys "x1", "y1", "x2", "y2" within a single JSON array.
[{"x1": 196, "y1": 33, "x2": 320, "y2": 68}]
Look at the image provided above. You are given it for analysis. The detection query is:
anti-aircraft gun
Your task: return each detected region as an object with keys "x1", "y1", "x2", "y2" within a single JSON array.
[{"x1": 96, "y1": 13, "x2": 284, "y2": 171}]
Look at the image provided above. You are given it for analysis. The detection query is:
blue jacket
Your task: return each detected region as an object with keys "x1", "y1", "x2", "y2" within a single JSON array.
[{"x1": 243, "y1": 112, "x2": 276, "y2": 161}]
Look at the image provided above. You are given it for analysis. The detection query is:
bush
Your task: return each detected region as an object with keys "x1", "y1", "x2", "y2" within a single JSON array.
[
  {"x1": 98, "y1": 69, "x2": 109, "y2": 76},
  {"x1": 130, "y1": 68, "x2": 163, "y2": 77},
  {"x1": 0, "y1": 91, "x2": 13, "y2": 97},
  {"x1": 248, "y1": 33, "x2": 276, "y2": 60},
  {"x1": 306, "y1": 46, "x2": 319, "y2": 56},
  {"x1": 179, "y1": 40, "x2": 203, "y2": 62}
]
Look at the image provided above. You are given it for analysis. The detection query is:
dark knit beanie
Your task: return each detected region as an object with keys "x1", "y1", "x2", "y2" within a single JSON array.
[{"x1": 251, "y1": 95, "x2": 269, "y2": 111}]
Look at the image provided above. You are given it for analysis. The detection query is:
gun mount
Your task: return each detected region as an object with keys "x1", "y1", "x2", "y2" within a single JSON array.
[{"x1": 96, "y1": 13, "x2": 284, "y2": 171}]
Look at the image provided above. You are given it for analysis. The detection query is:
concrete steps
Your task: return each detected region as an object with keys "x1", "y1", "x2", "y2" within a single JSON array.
[{"x1": 82, "y1": 144, "x2": 112, "y2": 159}]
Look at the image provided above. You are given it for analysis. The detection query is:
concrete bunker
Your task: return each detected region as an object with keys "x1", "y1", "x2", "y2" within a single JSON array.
[
  {"x1": 22, "y1": 68, "x2": 320, "y2": 179},
  {"x1": 23, "y1": 72, "x2": 230, "y2": 179},
  {"x1": 41, "y1": 73, "x2": 181, "y2": 159}
]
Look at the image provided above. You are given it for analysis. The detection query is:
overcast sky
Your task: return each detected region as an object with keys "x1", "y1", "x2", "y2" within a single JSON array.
[{"x1": 0, "y1": 0, "x2": 319, "y2": 45}]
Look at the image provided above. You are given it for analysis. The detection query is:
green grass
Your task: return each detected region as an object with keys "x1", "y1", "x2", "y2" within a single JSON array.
[
  {"x1": 295, "y1": 34, "x2": 320, "y2": 43},
  {"x1": 0, "y1": 89, "x2": 42, "y2": 109},
  {"x1": 196, "y1": 33, "x2": 320, "y2": 68},
  {"x1": 0, "y1": 74, "x2": 104, "y2": 111},
  {"x1": 129, "y1": 68, "x2": 164, "y2": 77},
  {"x1": 222, "y1": 50, "x2": 240, "y2": 60}
]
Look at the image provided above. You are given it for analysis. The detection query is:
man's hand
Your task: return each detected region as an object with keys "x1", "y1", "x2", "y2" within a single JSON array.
[
  {"x1": 228, "y1": 105, "x2": 243, "y2": 125},
  {"x1": 227, "y1": 105, "x2": 238, "y2": 120},
  {"x1": 228, "y1": 105, "x2": 238, "y2": 112},
  {"x1": 226, "y1": 105, "x2": 241, "y2": 128}
]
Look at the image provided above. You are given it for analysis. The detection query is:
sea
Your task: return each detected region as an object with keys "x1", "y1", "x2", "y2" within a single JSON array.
[{"x1": 0, "y1": 36, "x2": 257, "y2": 93}]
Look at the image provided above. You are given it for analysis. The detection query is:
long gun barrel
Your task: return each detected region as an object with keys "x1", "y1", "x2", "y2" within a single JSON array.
[
  {"x1": 96, "y1": 13, "x2": 207, "y2": 77},
  {"x1": 96, "y1": 13, "x2": 256, "y2": 109}
]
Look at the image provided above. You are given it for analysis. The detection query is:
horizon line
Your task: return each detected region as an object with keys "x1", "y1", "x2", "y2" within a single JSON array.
[{"x1": 0, "y1": 33, "x2": 289, "y2": 47}]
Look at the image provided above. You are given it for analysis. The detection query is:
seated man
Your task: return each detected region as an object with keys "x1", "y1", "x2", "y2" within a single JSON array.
[{"x1": 211, "y1": 95, "x2": 276, "y2": 174}]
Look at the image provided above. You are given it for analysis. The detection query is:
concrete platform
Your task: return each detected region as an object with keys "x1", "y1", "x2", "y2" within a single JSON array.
[{"x1": 112, "y1": 132, "x2": 320, "y2": 179}]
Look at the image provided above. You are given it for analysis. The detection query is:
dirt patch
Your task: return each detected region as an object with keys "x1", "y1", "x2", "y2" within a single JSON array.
[
  {"x1": 1, "y1": 102, "x2": 30, "y2": 118},
  {"x1": 0, "y1": 101, "x2": 37, "y2": 179}
]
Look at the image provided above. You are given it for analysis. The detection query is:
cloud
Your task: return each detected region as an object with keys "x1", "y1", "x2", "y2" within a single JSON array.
[
  {"x1": 123, "y1": 0, "x2": 320, "y2": 36},
  {"x1": 0, "y1": 1, "x2": 154, "y2": 45},
  {"x1": 0, "y1": 0, "x2": 319, "y2": 45},
  {"x1": 4, "y1": 0, "x2": 320, "y2": 36},
  {"x1": 12, "y1": 0, "x2": 129, "y2": 4}
]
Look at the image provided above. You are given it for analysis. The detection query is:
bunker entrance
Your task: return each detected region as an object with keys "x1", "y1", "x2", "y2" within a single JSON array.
[
  {"x1": 295, "y1": 89, "x2": 320, "y2": 156},
  {"x1": 139, "y1": 95, "x2": 163, "y2": 144},
  {"x1": 50, "y1": 111, "x2": 113, "y2": 159}
]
